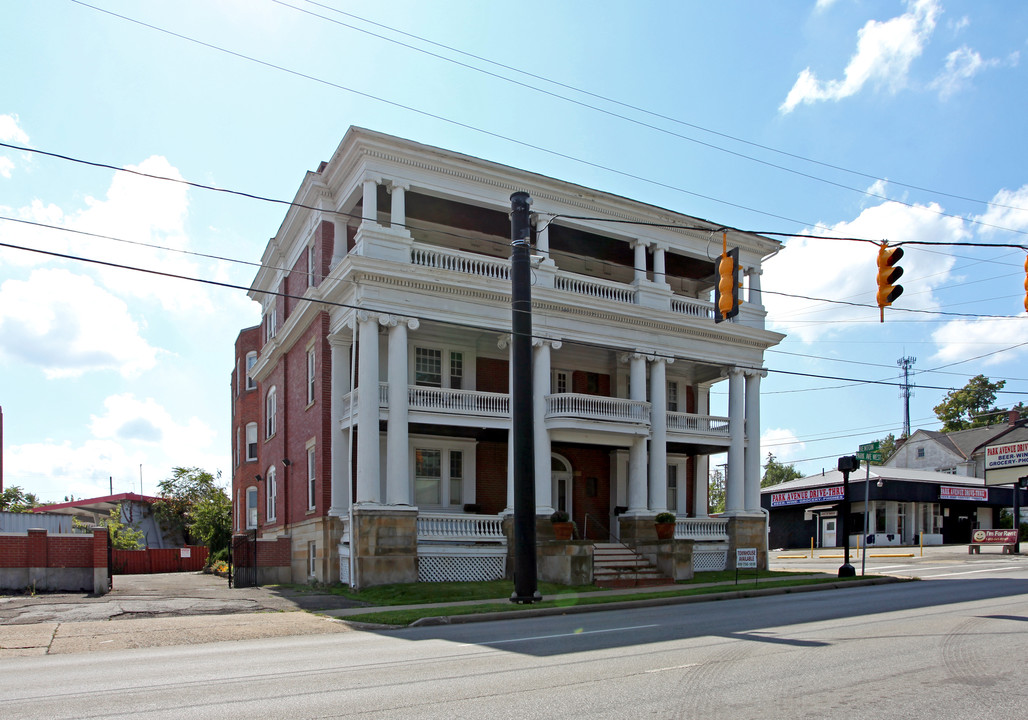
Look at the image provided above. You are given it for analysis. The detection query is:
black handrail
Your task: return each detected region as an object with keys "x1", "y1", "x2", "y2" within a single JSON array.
[{"x1": 583, "y1": 513, "x2": 649, "y2": 587}]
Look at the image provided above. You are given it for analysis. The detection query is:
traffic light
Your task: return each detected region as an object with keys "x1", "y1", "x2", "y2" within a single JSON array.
[
  {"x1": 876, "y1": 242, "x2": 904, "y2": 322},
  {"x1": 714, "y1": 246, "x2": 740, "y2": 323},
  {"x1": 1023, "y1": 254, "x2": 1027, "y2": 314}
]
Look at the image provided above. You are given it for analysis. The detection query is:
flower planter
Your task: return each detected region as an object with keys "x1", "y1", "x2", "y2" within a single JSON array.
[
  {"x1": 655, "y1": 522, "x2": 675, "y2": 540},
  {"x1": 553, "y1": 522, "x2": 575, "y2": 541}
]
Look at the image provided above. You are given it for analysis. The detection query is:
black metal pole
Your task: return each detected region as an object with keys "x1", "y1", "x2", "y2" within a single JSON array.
[
  {"x1": 838, "y1": 455, "x2": 857, "y2": 578},
  {"x1": 1013, "y1": 479, "x2": 1022, "y2": 555},
  {"x1": 509, "y1": 191, "x2": 539, "y2": 604}
]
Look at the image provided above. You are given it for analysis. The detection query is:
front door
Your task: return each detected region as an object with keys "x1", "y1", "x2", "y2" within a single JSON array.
[
  {"x1": 551, "y1": 453, "x2": 573, "y2": 519},
  {"x1": 822, "y1": 518, "x2": 837, "y2": 547}
]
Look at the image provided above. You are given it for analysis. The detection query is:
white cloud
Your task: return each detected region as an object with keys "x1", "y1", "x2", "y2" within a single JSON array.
[
  {"x1": 930, "y1": 46, "x2": 1000, "y2": 99},
  {"x1": 6, "y1": 395, "x2": 222, "y2": 502},
  {"x1": 763, "y1": 199, "x2": 966, "y2": 342},
  {"x1": 929, "y1": 318, "x2": 1028, "y2": 367},
  {"x1": 780, "y1": 0, "x2": 940, "y2": 113},
  {"x1": 761, "y1": 428, "x2": 807, "y2": 466},
  {"x1": 0, "y1": 113, "x2": 30, "y2": 144},
  {"x1": 0, "y1": 268, "x2": 159, "y2": 378},
  {"x1": 974, "y1": 184, "x2": 1028, "y2": 235},
  {"x1": 90, "y1": 393, "x2": 216, "y2": 450}
]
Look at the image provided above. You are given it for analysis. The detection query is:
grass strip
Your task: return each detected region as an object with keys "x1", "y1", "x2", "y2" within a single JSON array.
[{"x1": 340, "y1": 576, "x2": 887, "y2": 627}]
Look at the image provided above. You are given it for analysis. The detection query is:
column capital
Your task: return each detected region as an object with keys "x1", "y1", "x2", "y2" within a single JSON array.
[
  {"x1": 746, "y1": 267, "x2": 763, "y2": 277},
  {"x1": 327, "y1": 331, "x2": 351, "y2": 347},
  {"x1": 722, "y1": 366, "x2": 746, "y2": 379},
  {"x1": 531, "y1": 336, "x2": 562, "y2": 350},
  {"x1": 496, "y1": 333, "x2": 512, "y2": 350},
  {"x1": 387, "y1": 181, "x2": 409, "y2": 194},
  {"x1": 379, "y1": 314, "x2": 420, "y2": 331},
  {"x1": 618, "y1": 350, "x2": 650, "y2": 364},
  {"x1": 743, "y1": 367, "x2": 768, "y2": 379},
  {"x1": 362, "y1": 173, "x2": 382, "y2": 186},
  {"x1": 647, "y1": 355, "x2": 674, "y2": 366},
  {"x1": 629, "y1": 238, "x2": 652, "y2": 249}
]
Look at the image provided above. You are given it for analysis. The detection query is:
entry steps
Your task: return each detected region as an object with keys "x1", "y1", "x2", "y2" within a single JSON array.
[{"x1": 593, "y1": 543, "x2": 673, "y2": 588}]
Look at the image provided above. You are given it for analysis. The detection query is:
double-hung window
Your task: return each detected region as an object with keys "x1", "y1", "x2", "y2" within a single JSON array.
[
  {"x1": 667, "y1": 381, "x2": 679, "y2": 412},
  {"x1": 266, "y1": 387, "x2": 277, "y2": 438},
  {"x1": 413, "y1": 439, "x2": 473, "y2": 508},
  {"x1": 245, "y1": 352, "x2": 257, "y2": 391},
  {"x1": 414, "y1": 346, "x2": 466, "y2": 389},
  {"x1": 245, "y1": 423, "x2": 258, "y2": 462},
  {"x1": 307, "y1": 444, "x2": 316, "y2": 511},
  {"x1": 246, "y1": 487, "x2": 258, "y2": 529},
  {"x1": 306, "y1": 347, "x2": 316, "y2": 405},
  {"x1": 266, "y1": 466, "x2": 277, "y2": 521}
]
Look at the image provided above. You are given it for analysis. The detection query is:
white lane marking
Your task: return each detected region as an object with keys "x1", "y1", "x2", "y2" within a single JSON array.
[
  {"x1": 646, "y1": 663, "x2": 699, "y2": 673},
  {"x1": 463, "y1": 624, "x2": 660, "y2": 646},
  {"x1": 924, "y1": 566, "x2": 1022, "y2": 578}
]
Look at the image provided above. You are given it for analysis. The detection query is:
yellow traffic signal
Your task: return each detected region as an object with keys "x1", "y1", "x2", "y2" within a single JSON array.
[
  {"x1": 876, "y1": 242, "x2": 904, "y2": 322},
  {"x1": 714, "y1": 246, "x2": 740, "y2": 323}
]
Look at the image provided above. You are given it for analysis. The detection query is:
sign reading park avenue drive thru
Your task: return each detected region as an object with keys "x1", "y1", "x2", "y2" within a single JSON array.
[
  {"x1": 771, "y1": 485, "x2": 845, "y2": 507},
  {"x1": 984, "y1": 441, "x2": 1028, "y2": 485},
  {"x1": 939, "y1": 486, "x2": 988, "y2": 502}
]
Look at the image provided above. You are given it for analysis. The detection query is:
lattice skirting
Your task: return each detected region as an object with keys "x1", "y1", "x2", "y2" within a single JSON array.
[
  {"x1": 693, "y1": 548, "x2": 728, "y2": 572},
  {"x1": 419, "y1": 554, "x2": 506, "y2": 583}
]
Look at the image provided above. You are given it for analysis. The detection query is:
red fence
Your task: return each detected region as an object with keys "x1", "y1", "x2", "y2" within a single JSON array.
[{"x1": 112, "y1": 546, "x2": 209, "y2": 574}]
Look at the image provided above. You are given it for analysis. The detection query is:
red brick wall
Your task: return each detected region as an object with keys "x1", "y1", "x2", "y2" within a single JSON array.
[
  {"x1": 0, "y1": 529, "x2": 107, "y2": 569},
  {"x1": 476, "y1": 357, "x2": 508, "y2": 394},
  {"x1": 572, "y1": 371, "x2": 611, "y2": 396},
  {"x1": 232, "y1": 326, "x2": 263, "y2": 532},
  {"x1": 475, "y1": 441, "x2": 508, "y2": 514},
  {"x1": 232, "y1": 535, "x2": 290, "y2": 568}
]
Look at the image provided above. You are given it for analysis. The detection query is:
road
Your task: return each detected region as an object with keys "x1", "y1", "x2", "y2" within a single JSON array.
[{"x1": 2, "y1": 555, "x2": 1025, "y2": 720}]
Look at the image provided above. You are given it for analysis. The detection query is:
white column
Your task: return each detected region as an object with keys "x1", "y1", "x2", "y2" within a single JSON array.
[
  {"x1": 648, "y1": 357, "x2": 671, "y2": 513},
  {"x1": 533, "y1": 214, "x2": 550, "y2": 259},
  {"x1": 328, "y1": 334, "x2": 351, "y2": 516},
  {"x1": 725, "y1": 367, "x2": 745, "y2": 515},
  {"x1": 386, "y1": 318, "x2": 418, "y2": 505},
  {"x1": 362, "y1": 176, "x2": 379, "y2": 227},
  {"x1": 748, "y1": 268, "x2": 763, "y2": 308},
  {"x1": 627, "y1": 353, "x2": 648, "y2": 513},
  {"x1": 631, "y1": 240, "x2": 648, "y2": 284},
  {"x1": 356, "y1": 312, "x2": 381, "y2": 504},
  {"x1": 694, "y1": 383, "x2": 710, "y2": 517},
  {"x1": 533, "y1": 338, "x2": 559, "y2": 514},
  {"x1": 653, "y1": 245, "x2": 667, "y2": 285},
  {"x1": 388, "y1": 182, "x2": 408, "y2": 230},
  {"x1": 744, "y1": 369, "x2": 765, "y2": 512}
]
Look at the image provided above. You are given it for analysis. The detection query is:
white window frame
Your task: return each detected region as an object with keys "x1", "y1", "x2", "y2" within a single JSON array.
[
  {"x1": 308, "y1": 541, "x2": 317, "y2": 578},
  {"x1": 410, "y1": 344, "x2": 473, "y2": 390},
  {"x1": 667, "y1": 380, "x2": 680, "y2": 412},
  {"x1": 552, "y1": 369, "x2": 570, "y2": 394},
  {"x1": 266, "y1": 387, "x2": 277, "y2": 439},
  {"x1": 667, "y1": 455, "x2": 688, "y2": 515},
  {"x1": 307, "y1": 442, "x2": 316, "y2": 511},
  {"x1": 409, "y1": 436, "x2": 476, "y2": 510},
  {"x1": 246, "y1": 486, "x2": 258, "y2": 529},
  {"x1": 307, "y1": 243, "x2": 316, "y2": 288},
  {"x1": 265, "y1": 305, "x2": 277, "y2": 343},
  {"x1": 266, "y1": 465, "x2": 277, "y2": 522},
  {"x1": 306, "y1": 346, "x2": 316, "y2": 405},
  {"x1": 245, "y1": 423, "x2": 258, "y2": 462},
  {"x1": 245, "y1": 352, "x2": 257, "y2": 391}
]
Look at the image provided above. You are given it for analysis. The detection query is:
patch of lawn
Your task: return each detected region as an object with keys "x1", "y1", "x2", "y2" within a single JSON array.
[
  {"x1": 343, "y1": 575, "x2": 890, "y2": 627},
  {"x1": 275, "y1": 579, "x2": 600, "y2": 606}
]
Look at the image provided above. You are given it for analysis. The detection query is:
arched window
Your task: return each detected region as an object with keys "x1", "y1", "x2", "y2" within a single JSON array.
[
  {"x1": 266, "y1": 386, "x2": 277, "y2": 438},
  {"x1": 266, "y1": 465, "x2": 277, "y2": 521}
]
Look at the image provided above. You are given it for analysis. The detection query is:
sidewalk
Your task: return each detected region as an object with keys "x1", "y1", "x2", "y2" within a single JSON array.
[{"x1": 1, "y1": 571, "x2": 887, "y2": 657}]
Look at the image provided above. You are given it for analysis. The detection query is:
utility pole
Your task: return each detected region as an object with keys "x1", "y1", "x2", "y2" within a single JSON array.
[
  {"x1": 897, "y1": 356, "x2": 916, "y2": 437},
  {"x1": 509, "y1": 191, "x2": 540, "y2": 604}
]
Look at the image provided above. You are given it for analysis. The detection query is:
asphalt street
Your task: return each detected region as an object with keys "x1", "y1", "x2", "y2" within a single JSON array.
[{"x1": 2, "y1": 563, "x2": 1025, "y2": 719}]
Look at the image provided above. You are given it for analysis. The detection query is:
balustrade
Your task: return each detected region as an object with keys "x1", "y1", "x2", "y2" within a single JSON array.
[
  {"x1": 416, "y1": 513, "x2": 506, "y2": 543},
  {"x1": 675, "y1": 517, "x2": 729, "y2": 542},
  {"x1": 545, "y1": 393, "x2": 650, "y2": 423}
]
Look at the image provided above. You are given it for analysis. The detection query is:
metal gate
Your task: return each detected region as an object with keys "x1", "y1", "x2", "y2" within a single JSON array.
[{"x1": 230, "y1": 532, "x2": 258, "y2": 588}]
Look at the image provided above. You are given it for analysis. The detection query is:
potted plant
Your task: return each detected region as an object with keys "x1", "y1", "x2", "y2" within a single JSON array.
[
  {"x1": 655, "y1": 511, "x2": 676, "y2": 540},
  {"x1": 550, "y1": 510, "x2": 575, "y2": 540}
]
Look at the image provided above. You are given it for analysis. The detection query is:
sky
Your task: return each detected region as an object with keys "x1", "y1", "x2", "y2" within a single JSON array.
[{"x1": 1, "y1": 0, "x2": 1026, "y2": 502}]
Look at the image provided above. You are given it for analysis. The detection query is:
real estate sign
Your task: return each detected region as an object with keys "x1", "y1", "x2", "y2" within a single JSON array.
[
  {"x1": 771, "y1": 485, "x2": 845, "y2": 507},
  {"x1": 984, "y1": 441, "x2": 1028, "y2": 486}
]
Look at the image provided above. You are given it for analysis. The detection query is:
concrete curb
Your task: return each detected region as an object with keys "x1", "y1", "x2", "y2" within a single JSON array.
[{"x1": 392, "y1": 576, "x2": 903, "y2": 627}]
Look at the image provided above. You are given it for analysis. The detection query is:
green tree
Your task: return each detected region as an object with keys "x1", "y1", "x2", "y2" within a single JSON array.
[
  {"x1": 73, "y1": 503, "x2": 145, "y2": 550},
  {"x1": 0, "y1": 486, "x2": 43, "y2": 512},
  {"x1": 933, "y1": 375, "x2": 1007, "y2": 432},
  {"x1": 762, "y1": 452, "x2": 801, "y2": 488},
  {"x1": 153, "y1": 467, "x2": 231, "y2": 561},
  {"x1": 870, "y1": 433, "x2": 897, "y2": 466},
  {"x1": 708, "y1": 466, "x2": 726, "y2": 514}
]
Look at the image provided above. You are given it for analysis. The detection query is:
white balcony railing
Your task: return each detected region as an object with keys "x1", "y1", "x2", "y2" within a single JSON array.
[
  {"x1": 408, "y1": 386, "x2": 510, "y2": 416},
  {"x1": 667, "y1": 412, "x2": 730, "y2": 436},
  {"x1": 546, "y1": 393, "x2": 650, "y2": 424},
  {"x1": 675, "y1": 517, "x2": 729, "y2": 542},
  {"x1": 553, "y1": 271, "x2": 635, "y2": 304},
  {"x1": 411, "y1": 244, "x2": 510, "y2": 281},
  {"x1": 417, "y1": 513, "x2": 506, "y2": 544},
  {"x1": 670, "y1": 296, "x2": 715, "y2": 320}
]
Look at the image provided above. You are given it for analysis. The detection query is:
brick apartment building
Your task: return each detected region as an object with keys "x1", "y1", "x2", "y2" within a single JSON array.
[{"x1": 231, "y1": 127, "x2": 784, "y2": 588}]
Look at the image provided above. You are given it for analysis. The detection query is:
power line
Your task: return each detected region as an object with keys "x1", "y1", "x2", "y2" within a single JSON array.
[
  {"x1": 280, "y1": 0, "x2": 1028, "y2": 217},
  {"x1": 67, "y1": 1, "x2": 1028, "y2": 238},
  {"x1": 2, "y1": 237, "x2": 1025, "y2": 398}
]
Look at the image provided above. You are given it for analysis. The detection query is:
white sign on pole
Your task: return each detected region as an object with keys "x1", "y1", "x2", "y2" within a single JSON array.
[{"x1": 736, "y1": 547, "x2": 757, "y2": 569}]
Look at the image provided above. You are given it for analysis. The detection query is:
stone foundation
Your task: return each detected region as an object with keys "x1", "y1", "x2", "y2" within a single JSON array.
[
  {"x1": 537, "y1": 541, "x2": 594, "y2": 585},
  {"x1": 634, "y1": 539, "x2": 695, "y2": 581},
  {"x1": 351, "y1": 506, "x2": 418, "y2": 589},
  {"x1": 617, "y1": 514, "x2": 660, "y2": 543},
  {"x1": 727, "y1": 515, "x2": 768, "y2": 570}
]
